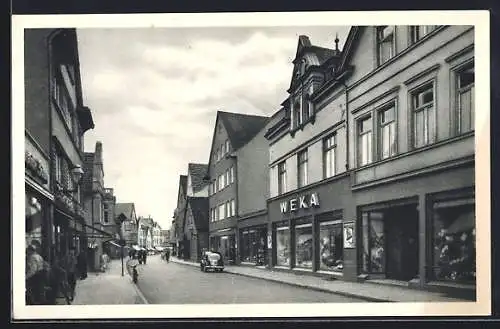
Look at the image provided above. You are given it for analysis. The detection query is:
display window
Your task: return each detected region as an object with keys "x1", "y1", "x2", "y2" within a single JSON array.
[
  {"x1": 361, "y1": 211, "x2": 385, "y2": 273},
  {"x1": 294, "y1": 223, "x2": 313, "y2": 269},
  {"x1": 319, "y1": 220, "x2": 343, "y2": 272},
  {"x1": 432, "y1": 198, "x2": 475, "y2": 283},
  {"x1": 240, "y1": 227, "x2": 267, "y2": 265},
  {"x1": 276, "y1": 226, "x2": 290, "y2": 266}
]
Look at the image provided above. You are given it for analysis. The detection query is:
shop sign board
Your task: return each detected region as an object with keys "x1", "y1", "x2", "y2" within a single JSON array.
[
  {"x1": 343, "y1": 221, "x2": 356, "y2": 249},
  {"x1": 280, "y1": 192, "x2": 320, "y2": 214}
]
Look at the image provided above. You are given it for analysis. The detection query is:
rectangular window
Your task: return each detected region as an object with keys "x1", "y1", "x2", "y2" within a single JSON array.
[
  {"x1": 278, "y1": 161, "x2": 287, "y2": 195},
  {"x1": 221, "y1": 143, "x2": 226, "y2": 156},
  {"x1": 376, "y1": 26, "x2": 395, "y2": 66},
  {"x1": 226, "y1": 201, "x2": 232, "y2": 218},
  {"x1": 218, "y1": 174, "x2": 224, "y2": 191},
  {"x1": 104, "y1": 211, "x2": 109, "y2": 223},
  {"x1": 225, "y1": 140, "x2": 230, "y2": 154},
  {"x1": 302, "y1": 95, "x2": 310, "y2": 123},
  {"x1": 432, "y1": 197, "x2": 475, "y2": 283},
  {"x1": 457, "y1": 64, "x2": 475, "y2": 134},
  {"x1": 231, "y1": 199, "x2": 236, "y2": 217},
  {"x1": 54, "y1": 151, "x2": 63, "y2": 183},
  {"x1": 226, "y1": 169, "x2": 230, "y2": 187},
  {"x1": 358, "y1": 116, "x2": 373, "y2": 166},
  {"x1": 410, "y1": 25, "x2": 438, "y2": 44},
  {"x1": 230, "y1": 166, "x2": 234, "y2": 184},
  {"x1": 379, "y1": 104, "x2": 396, "y2": 159},
  {"x1": 218, "y1": 204, "x2": 225, "y2": 220},
  {"x1": 361, "y1": 211, "x2": 385, "y2": 274},
  {"x1": 323, "y1": 133, "x2": 337, "y2": 178},
  {"x1": 412, "y1": 83, "x2": 435, "y2": 148},
  {"x1": 295, "y1": 223, "x2": 313, "y2": 269},
  {"x1": 276, "y1": 226, "x2": 290, "y2": 266},
  {"x1": 319, "y1": 220, "x2": 343, "y2": 272},
  {"x1": 297, "y1": 149, "x2": 308, "y2": 188},
  {"x1": 293, "y1": 100, "x2": 301, "y2": 128}
]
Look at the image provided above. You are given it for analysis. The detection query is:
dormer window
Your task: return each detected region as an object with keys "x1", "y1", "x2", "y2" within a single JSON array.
[
  {"x1": 293, "y1": 99, "x2": 301, "y2": 129},
  {"x1": 302, "y1": 94, "x2": 310, "y2": 123}
]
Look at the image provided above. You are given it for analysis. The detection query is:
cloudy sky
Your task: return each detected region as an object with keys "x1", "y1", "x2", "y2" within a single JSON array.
[{"x1": 76, "y1": 25, "x2": 350, "y2": 229}]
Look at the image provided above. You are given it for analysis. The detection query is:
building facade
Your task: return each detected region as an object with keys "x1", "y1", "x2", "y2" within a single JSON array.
[
  {"x1": 235, "y1": 118, "x2": 272, "y2": 266},
  {"x1": 115, "y1": 202, "x2": 138, "y2": 246},
  {"x1": 24, "y1": 28, "x2": 95, "y2": 270},
  {"x1": 172, "y1": 175, "x2": 188, "y2": 257},
  {"x1": 265, "y1": 26, "x2": 475, "y2": 295},
  {"x1": 101, "y1": 188, "x2": 120, "y2": 259},
  {"x1": 207, "y1": 111, "x2": 269, "y2": 264},
  {"x1": 82, "y1": 142, "x2": 116, "y2": 271},
  {"x1": 183, "y1": 197, "x2": 209, "y2": 262}
]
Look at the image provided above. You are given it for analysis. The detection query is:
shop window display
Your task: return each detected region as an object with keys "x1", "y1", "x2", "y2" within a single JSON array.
[
  {"x1": 361, "y1": 211, "x2": 385, "y2": 273},
  {"x1": 432, "y1": 201, "x2": 475, "y2": 283},
  {"x1": 319, "y1": 220, "x2": 343, "y2": 272},
  {"x1": 276, "y1": 227, "x2": 290, "y2": 266},
  {"x1": 240, "y1": 228, "x2": 267, "y2": 265},
  {"x1": 295, "y1": 224, "x2": 313, "y2": 269}
]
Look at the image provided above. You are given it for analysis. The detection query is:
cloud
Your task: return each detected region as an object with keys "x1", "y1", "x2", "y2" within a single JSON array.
[{"x1": 77, "y1": 26, "x2": 346, "y2": 229}]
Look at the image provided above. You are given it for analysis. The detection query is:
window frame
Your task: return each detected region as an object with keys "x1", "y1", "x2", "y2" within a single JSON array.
[
  {"x1": 230, "y1": 166, "x2": 235, "y2": 184},
  {"x1": 357, "y1": 114, "x2": 373, "y2": 167},
  {"x1": 409, "y1": 25, "x2": 439, "y2": 45},
  {"x1": 453, "y1": 60, "x2": 475, "y2": 135},
  {"x1": 277, "y1": 160, "x2": 287, "y2": 195},
  {"x1": 377, "y1": 101, "x2": 398, "y2": 160},
  {"x1": 376, "y1": 25, "x2": 396, "y2": 66},
  {"x1": 297, "y1": 149, "x2": 309, "y2": 188},
  {"x1": 323, "y1": 132, "x2": 337, "y2": 179},
  {"x1": 409, "y1": 79, "x2": 437, "y2": 149}
]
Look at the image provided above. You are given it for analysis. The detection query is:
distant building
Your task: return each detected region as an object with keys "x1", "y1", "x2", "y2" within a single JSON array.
[
  {"x1": 172, "y1": 175, "x2": 188, "y2": 257},
  {"x1": 82, "y1": 142, "x2": 117, "y2": 270},
  {"x1": 115, "y1": 202, "x2": 138, "y2": 247},
  {"x1": 206, "y1": 111, "x2": 269, "y2": 265}
]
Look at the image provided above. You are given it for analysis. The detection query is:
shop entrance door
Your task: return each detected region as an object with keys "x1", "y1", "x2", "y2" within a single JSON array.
[{"x1": 385, "y1": 205, "x2": 419, "y2": 281}]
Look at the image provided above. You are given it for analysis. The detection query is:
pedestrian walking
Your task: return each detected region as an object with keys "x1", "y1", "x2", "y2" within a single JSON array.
[
  {"x1": 165, "y1": 249, "x2": 170, "y2": 263},
  {"x1": 25, "y1": 241, "x2": 49, "y2": 305},
  {"x1": 143, "y1": 250, "x2": 147, "y2": 265},
  {"x1": 65, "y1": 248, "x2": 78, "y2": 301}
]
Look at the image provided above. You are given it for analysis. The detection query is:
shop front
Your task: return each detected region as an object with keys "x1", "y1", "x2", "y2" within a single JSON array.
[
  {"x1": 267, "y1": 174, "x2": 355, "y2": 277},
  {"x1": 353, "y1": 163, "x2": 475, "y2": 295},
  {"x1": 25, "y1": 183, "x2": 54, "y2": 262},
  {"x1": 238, "y1": 211, "x2": 268, "y2": 266},
  {"x1": 209, "y1": 228, "x2": 237, "y2": 265},
  {"x1": 239, "y1": 226, "x2": 267, "y2": 266}
]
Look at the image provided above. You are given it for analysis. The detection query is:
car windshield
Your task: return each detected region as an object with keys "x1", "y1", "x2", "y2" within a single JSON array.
[{"x1": 207, "y1": 252, "x2": 220, "y2": 261}]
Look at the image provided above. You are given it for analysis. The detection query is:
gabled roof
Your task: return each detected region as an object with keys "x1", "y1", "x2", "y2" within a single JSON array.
[
  {"x1": 115, "y1": 203, "x2": 135, "y2": 221},
  {"x1": 188, "y1": 163, "x2": 209, "y2": 192},
  {"x1": 186, "y1": 197, "x2": 209, "y2": 232},
  {"x1": 218, "y1": 111, "x2": 269, "y2": 151}
]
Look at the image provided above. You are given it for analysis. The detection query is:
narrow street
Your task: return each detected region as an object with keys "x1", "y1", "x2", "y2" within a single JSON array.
[{"x1": 134, "y1": 255, "x2": 364, "y2": 304}]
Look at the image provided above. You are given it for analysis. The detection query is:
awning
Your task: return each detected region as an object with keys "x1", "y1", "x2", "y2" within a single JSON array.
[
  {"x1": 155, "y1": 246, "x2": 164, "y2": 251},
  {"x1": 106, "y1": 240, "x2": 122, "y2": 248},
  {"x1": 132, "y1": 245, "x2": 141, "y2": 251}
]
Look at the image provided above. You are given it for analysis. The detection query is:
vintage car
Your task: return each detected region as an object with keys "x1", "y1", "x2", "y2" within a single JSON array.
[{"x1": 200, "y1": 251, "x2": 224, "y2": 272}]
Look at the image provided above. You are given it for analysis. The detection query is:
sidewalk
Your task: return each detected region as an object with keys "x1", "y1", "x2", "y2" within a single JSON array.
[
  {"x1": 171, "y1": 257, "x2": 470, "y2": 303},
  {"x1": 71, "y1": 258, "x2": 148, "y2": 305}
]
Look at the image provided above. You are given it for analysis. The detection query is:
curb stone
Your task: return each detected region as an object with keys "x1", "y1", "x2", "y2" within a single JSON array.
[{"x1": 171, "y1": 259, "x2": 390, "y2": 303}]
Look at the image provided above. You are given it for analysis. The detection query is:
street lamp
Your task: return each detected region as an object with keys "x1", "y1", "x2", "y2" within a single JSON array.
[
  {"x1": 62, "y1": 165, "x2": 84, "y2": 193},
  {"x1": 117, "y1": 213, "x2": 127, "y2": 277}
]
